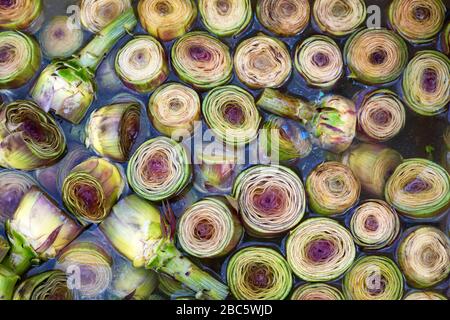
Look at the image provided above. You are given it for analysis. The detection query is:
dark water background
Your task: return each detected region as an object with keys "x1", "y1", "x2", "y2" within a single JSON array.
[{"x1": 0, "y1": 0, "x2": 449, "y2": 299}]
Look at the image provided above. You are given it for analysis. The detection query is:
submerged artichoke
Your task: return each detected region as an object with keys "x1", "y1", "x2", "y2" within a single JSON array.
[
  {"x1": 355, "y1": 89, "x2": 406, "y2": 142},
  {"x1": 388, "y1": 0, "x2": 446, "y2": 43},
  {"x1": 115, "y1": 36, "x2": 169, "y2": 93},
  {"x1": 171, "y1": 31, "x2": 232, "y2": 90},
  {"x1": 0, "y1": 31, "x2": 41, "y2": 89},
  {"x1": 232, "y1": 165, "x2": 306, "y2": 238},
  {"x1": 85, "y1": 102, "x2": 141, "y2": 162},
  {"x1": 306, "y1": 162, "x2": 360, "y2": 216},
  {"x1": 62, "y1": 157, "x2": 126, "y2": 225},
  {"x1": 234, "y1": 34, "x2": 292, "y2": 89},
  {"x1": 344, "y1": 28, "x2": 408, "y2": 85},
  {"x1": 57, "y1": 241, "x2": 113, "y2": 299},
  {"x1": 202, "y1": 85, "x2": 261, "y2": 147},
  {"x1": 286, "y1": 218, "x2": 356, "y2": 282},
  {"x1": 148, "y1": 83, "x2": 201, "y2": 139},
  {"x1": 0, "y1": 170, "x2": 35, "y2": 223},
  {"x1": 294, "y1": 35, "x2": 343, "y2": 89},
  {"x1": 39, "y1": 16, "x2": 84, "y2": 60},
  {"x1": 256, "y1": 0, "x2": 310, "y2": 37},
  {"x1": 30, "y1": 8, "x2": 137, "y2": 124},
  {"x1": 138, "y1": 0, "x2": 197, "y2": 42},
  {"x1": 80, "y1": 0, "x2": 132, "y2": 33},
  {"x1": 100, "y1": 194, "x2": 229, "y2": 300},
  {"x1": 343, "y1": 256, "x2": 403, "y2": 300},
  {"x1": 0, "y1": 100, "x2": 66, "y2": 170},
  {"x1": 0, "y1": 0, "x2": 43, "y2": 32},
  {"x1": 398, "y1": 226, "x2": 450, "y2": 288},
  {"x1": 199, "y1": 0, "x2": 252, "y2": 37},
  {"x1": 13, "y1": 270, "x2": 72, "y2": 300},
  {"x1": 127, "y1": 137, "x2": 191, "y2": 201},
  {"x1": 313, "y1": 0, "x2": 366, "y2": 36},
  {"x1": 257, "y1": 89, "x2": 356, "y2": 154},
  {"x1": 291, "y1": 283, "x2": 344, "y2": 300},
  {"x1": 384, "y1": 158, "x2": 450, "y2": 218},
  {"x1": 227, "y1": 247, "x2": 292, "y2": 300},
  {"x1": 2, "y1": 187, "x2": 82, "y2": 276},
  {"x1": 402, "y1": 50, "x2": 450, "y2": 116},
  {"x1": 177, "y1": 197, "x2": 242, "y2": 259}
]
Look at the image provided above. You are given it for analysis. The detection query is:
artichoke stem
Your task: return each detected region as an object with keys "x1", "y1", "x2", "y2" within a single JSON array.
[
  {"x1": 79, "y1": 8, "x2": 137, "y2": 70},
  {"x1": 1, "y1": 222, "x2": 39, "y2": 276},
  {"x1": 257, "y1": 88, "x2": 314, "y2": 124},
  {"x1": 0, "y1": 265, "x2": 19, "y2": 300},
  {"x1": 148, "y1": 241, "x2": 228, "y2": 300}
]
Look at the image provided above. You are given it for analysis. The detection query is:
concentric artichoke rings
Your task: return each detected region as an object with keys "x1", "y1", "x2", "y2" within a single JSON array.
[
  {"x1": 80, "y1": 0, "x2": 132, "y2": 33},
  {"x1": 0, "y1": 170, "x2": 35, "y2": 223},
  {"x1": 171, "y1": 31, "x2": 232, "y2": 90},
  {"x1": 13, "y1": 270, "x2": 72, "y2": 300},
  {"x1": 294, "y1": 35, "x2": 343, "y2": 88},
  {"x1": 138, "y1": 0, "x2": 197, "y2": 42},
  {"x1": 115, "y1": 36, "x2": 169, "y2": 93},
  {"x1": 199, "y1": 0, "x2": 252, "y2": 37},
  {"x1": 0, "y1": 31, "x2": 41, "y2": 89},
  {"x1": 234, "y1": 34, "x2": 292, "y2": 89},
  {"x1": 256, "y1": 0, "x2": 310, "y2": 37},
  {"x1": 202, "y1": 85, "x2": 261, "y2": 147},
  {"x1": 313, "y1": 0, "x2": 366, "y2": 36},
  {"x1": 286, "y1": 218, "x2": 356, "y2": 282},
  {"x1": 227, "y1": 247, "x2": 292, "y2": 300},
  {"x1": 0, "y1": 0, "x2": 43, "y2": 32},
  {"x1": 177, "y1": 197, "x2": 242, "y2": 259},
  {"x1": 344, "y1": 28, "x2": 408, "y2": 84},
  {"x1": 291, "y1": 283, "x2": 344, "y2": 300},
  {"x1": 232, "y1": 165, "x2": 306, "y2": 238},
  {"x1": 306, "y1": 162, "x2": 360, "y2": 216},
  {"x1": 127, "y1": 136, "x2": 191, "y2": 202}
]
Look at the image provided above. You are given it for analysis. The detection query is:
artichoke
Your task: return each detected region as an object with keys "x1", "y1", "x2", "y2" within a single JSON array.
[
  {"x1": 13, "y1": 270, "x2": 72, "y2": 300},
  {"x1": 171, "y1": 31, "x2": 232, "y2": 90},
  {"x1": 0, "y1": 100, "x2": 66, "y2": 170},
  {"x1": 256, "y1": 89, "x2": 356, "y2": 154},
  {"x1": 199, "y1": 0, "x2": 252, "y2": 37},
  {"x1": 62, "y1": 157, "x2": 126, "y2": 225},
  {"x1": 291, "y1": 283, "x2": 344, "y2": 300},
  {"x1": 256, "y1": 0, "x2": 310, "y2": 37},
  {"x1": 234, "y1": 34, "x2": 292, "y2": 89},
  {"x1": 115, "y1": 35, "x2": 169, "y2": 93},
  {"x1": 0, "y1": 0, "x2": 43, "y2": 32},
  {"x1": 202, "y1": 85, "x2": 261, "y2": 147},
  {"x1": 441, "y1": 22, "x2": 450, "y2": 55},
  {"x1": 177, "y1": 197, "x2": 242, "y2": 259},
  {"x1": 0, "y1": 265, "x2": 19, "y2": 300},
  {"x1": 138, "y1": 0, "x2": 197, "y2": 42},
  {"x1": 80, "y1": 0, "x2": 132, "y2": 33},
  {"x1": 0, "y1": 236, "x2": 9, "y2": 263},
  {"x1": 306, "y1": 161, "x2": 360, "y2": 215},
  {"x1": 30, "y1": 8, "x2": 137, "y2": 124},
  {"x1": 227, "y1": 247, "x2": 292, "y2": 300},
  {"x1": 286, "y1": 218, "x2": 356, "y2": 282},
  {"x1": 0, "y1": 31, "x2": 41, "y2": 89},
  {"x1": 85, "y1": 102, "x2": 141, "y2": 162},
  {"x1": 404, "y1": 291, "x2": 447, "y2": 300},
  {"x1": 100, "y1": 194, "x2": 229, "y2": 300},
  {"x1": 39, "y1": 16, "x2": 84, "y2": 60},
  {"x1": 127, "y1": 136, "x2": 191, "y2": 202}
]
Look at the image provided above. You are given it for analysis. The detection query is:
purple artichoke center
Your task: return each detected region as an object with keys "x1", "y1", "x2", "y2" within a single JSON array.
[
  {"x1": 370, "y1": 50, "x2": 387, "y2": 65},
  {"x1": 0, "y1": 46, "x2": 12, "y2": 64},
  {"x1": 248, "y1": 266, "x2": 271, "y2": 288},
  {"x1": 307, "y1": 239, "x2": 335, "y2": 262},
  {"x1": 0, "y1": 189, "x2": 23, "y2": 218},
  {"x1": 414, "y1": 6, "x2": 430, "y2": 21},
  {"x1": 367, "y1": 274, "x2": 386, "y2": 295},
  {"x1": 146, "y1": 155, "x2": 169, "y2": 181},
  {"x1": 156, "y1": 1, "x2": 171, "y2": 16},
  {"x1": 404, "y1": 178, "x2": 431, "y2": 193},
  {"x1": 75, "y1": 184, "x2": 99, "y2": 211},
  {"x1": 223, "y1": 104, "x2": 244, "y2": 125},
  {"x1": 254, "y1": 187, "x2": 283, "y2": 213},
  {"x1": 121, "y1": 112, "x2": 140, "y2": 154},
  {"x1": 189, "y1": 46, "x2": 212, "y2": 62},
  {"x1": 195, "y1": 220, "x2": 214, "y2": 240},
  {"x1": 22, "y1": 120, "x2": 46, "y2": 142},
  {"x1": 312, "y1": 52, "x2": 330, "y2": 67},
  {"x1": 0, "y1": 0, "x2": 14, "y2": 8},
  {"x1": 364, "y1": 215, "x2": 379, "y2": 232},
  {"x1": 280, "y1": 2, "x2": 296, "y2": 16},
  {"x1": 217, "y1": 0, "x2": 230, "y2": 14},
  {"x1": 421, "y1": 68, "x2": 438, "y2": 93},
  {"x1": 372, "y1": 109, "x2": 391, "y2": 125},
  {"x1": 53, "y1": 28, "x2": 66, "y2": 40}
]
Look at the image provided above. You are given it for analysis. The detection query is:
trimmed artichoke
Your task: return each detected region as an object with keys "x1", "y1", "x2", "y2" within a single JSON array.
[
  {"x1": 80, "y1": 0, "x2": 132, "y2": 33},
  {"x1": 291, "y1": 283, "x2": 344, "y2": 300},
  {"x1": 0, "y1": 0, "x2": 43, "y2": 32},
  {"x1": 13, "y1": 270, "x2": 72, "y2": 300}
]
